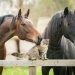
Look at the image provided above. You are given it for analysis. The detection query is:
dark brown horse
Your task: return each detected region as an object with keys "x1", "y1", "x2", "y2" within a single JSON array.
[
  {"x1": 0, "y1": 9, "x2": 42, "y2": 75},
  {"x1": 42, "y1": 7, "x2": 75, "y2": 75}
]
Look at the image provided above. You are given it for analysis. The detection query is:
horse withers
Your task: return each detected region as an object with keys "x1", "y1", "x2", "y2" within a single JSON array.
[{"x1": 0, "y1": 9, "x2": 42, "y2": 75}]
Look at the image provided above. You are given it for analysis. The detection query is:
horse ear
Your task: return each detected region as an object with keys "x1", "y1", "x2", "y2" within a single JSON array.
[
  {"x1": 64, "y1": 7, "x2": 69, "y2": 17},
  {"x1": 18, "y1": 9, "x2": 21, "y2": 17},
  {"x1": 25, "y1": 9, "x2": 30, "y2": 17}
]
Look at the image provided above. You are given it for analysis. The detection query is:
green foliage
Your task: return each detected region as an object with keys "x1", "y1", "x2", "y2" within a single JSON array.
[
  {"x1": 37, "y1": 0, "x2": 72, "y2": 17},
  {"x1": 2, "y1": 67, "x2": 54, "y2": 75},
  {"x1": 3, "y1": 67, "x2": 29, "y2": 75},
  {"x1": 25, "y1": 0, "x2": 73, "y2": 25}
]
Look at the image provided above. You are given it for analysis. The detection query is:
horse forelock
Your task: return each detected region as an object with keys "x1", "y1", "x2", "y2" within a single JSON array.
[
  {"x1": 20, "y1": 15, "x2": 34, "y2": 25},
  {"x1": 26, "y1": 19, "x2": 34, "y2": 25},
  {"x1": 67, "y1": 10, "x2": 75, "y2": 20}
]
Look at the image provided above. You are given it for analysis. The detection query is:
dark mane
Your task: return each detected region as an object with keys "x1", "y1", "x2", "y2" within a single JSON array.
[
  {"x1": 49, "y1": 11, "x2": 62, "y2": 38},
  {"x1": 42, "y1": 26, "x2": 49, "y2": 39},
  {"x1": 10, "y1": 16, "x2": 16, "y2": 30},
  {"x1": 0, "y1": 14, "x2": 14, "y2": 25},
  {"x1": 43, "y1": 11, "x2": 63, "y2": 41}
]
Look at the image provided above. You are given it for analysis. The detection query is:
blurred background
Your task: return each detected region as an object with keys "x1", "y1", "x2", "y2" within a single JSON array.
[{"x1": 0, "y1": 0, "x2": 75, "y2": 75}]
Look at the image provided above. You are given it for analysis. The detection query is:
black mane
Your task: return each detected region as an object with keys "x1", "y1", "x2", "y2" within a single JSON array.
[
  {"x1": 0, "y1": 14, "x2": 14, "y2": 25},
  {"x1": 43, "y1": 11, "x2": 63, "y2": 43}
]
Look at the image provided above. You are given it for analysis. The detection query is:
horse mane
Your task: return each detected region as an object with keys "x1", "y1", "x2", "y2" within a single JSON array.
[
  {"x1": 42, "y1": 26, "x2": 49, "y2": 39},
  {"x1": 0, "y1": 14, "x2": 14, "y2": 25},
  {"x1": 43, "y1": 11, "x2": 63, "y2": 41},
  {"x1": 10, "y1": 16, "x2": 16, "y2": 30}
]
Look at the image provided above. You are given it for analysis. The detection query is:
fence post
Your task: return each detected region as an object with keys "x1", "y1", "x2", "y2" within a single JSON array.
[{"x1": 29, "y1": 66, "x2": 36, "y2": 75}]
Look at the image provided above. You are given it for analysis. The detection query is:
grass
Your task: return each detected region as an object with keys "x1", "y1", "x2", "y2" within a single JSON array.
[{"x1": 2, "y1": 67, "x2": 54, "y2": 75}]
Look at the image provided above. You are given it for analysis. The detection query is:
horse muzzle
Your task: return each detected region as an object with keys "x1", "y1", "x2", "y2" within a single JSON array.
[{"x1": 36, "y1": 36, "x2": 42, "y2": 45}]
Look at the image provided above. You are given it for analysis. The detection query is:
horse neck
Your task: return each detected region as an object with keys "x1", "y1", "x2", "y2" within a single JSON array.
[
  {"x1": 43, "y1": 27, "x2": 62, "y2": 50},
  {"x1": 43, "y1": 26, "x2": 62, "y2": 48},
  {"x1": 45, "y1": 24, "x2": 62, "y2": 48},
  {"x1": 49, "y1": 33, "x2": 62, "y2": 46},
  {"x1": 49, "y1": 38, "x2": 61, "y2": 50},
  {"x1": 0, "y1": 19, "x2": 15, "y2": 46}
]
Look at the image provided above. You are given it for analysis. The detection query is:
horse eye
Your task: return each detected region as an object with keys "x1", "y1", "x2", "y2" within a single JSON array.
[{"x1": 21, "y1": 24, "x2": 26, "y2": 26}]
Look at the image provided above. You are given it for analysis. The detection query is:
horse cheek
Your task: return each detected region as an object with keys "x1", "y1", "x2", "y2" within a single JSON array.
[{"x1": 17, "y1": 28, "x2": 25, "y2": 40}]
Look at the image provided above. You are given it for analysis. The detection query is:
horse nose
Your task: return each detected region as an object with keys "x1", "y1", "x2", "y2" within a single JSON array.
[{"x1": 37, "y1": 36, "x2": 42, "y2": 45}]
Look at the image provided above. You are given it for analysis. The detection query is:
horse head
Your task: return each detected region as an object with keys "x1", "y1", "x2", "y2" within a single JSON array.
[
  {"x1": 61, "y1": 7, "x2": 75, "y2": 43},
  {"x1": 11, "y1": 9, "x2": 42, "y2": 45}
]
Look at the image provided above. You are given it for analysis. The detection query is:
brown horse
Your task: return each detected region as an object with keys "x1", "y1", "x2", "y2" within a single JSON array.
[{"x1": 0, "y1": 9, "x2": 42, "y2": 75}]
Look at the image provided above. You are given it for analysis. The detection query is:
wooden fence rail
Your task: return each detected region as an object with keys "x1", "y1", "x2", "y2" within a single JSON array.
[{"x1": 0, "y1": 60, "x2": 75, "y2": 75}]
